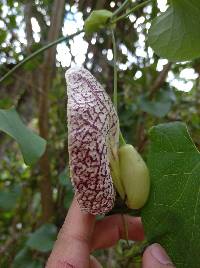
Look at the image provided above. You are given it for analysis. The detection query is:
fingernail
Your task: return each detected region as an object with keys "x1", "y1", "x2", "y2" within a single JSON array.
[{"x1": 150, "y1": 243, "x2": 174, "y2": 265}]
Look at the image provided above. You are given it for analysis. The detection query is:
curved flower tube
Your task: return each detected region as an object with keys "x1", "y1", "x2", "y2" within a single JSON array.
[{"x1": 66, "y1": 67, "x2": 120, "y2": 215}]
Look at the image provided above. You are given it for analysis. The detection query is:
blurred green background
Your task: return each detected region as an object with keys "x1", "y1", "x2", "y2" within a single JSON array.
[{"x1": 0, "y1": 0, "x2": 200, "y2": 267}]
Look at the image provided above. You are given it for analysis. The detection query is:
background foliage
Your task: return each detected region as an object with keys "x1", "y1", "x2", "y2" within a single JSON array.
[{"x1": 0, "y1": 0, "x2": 200, "y2": 267}]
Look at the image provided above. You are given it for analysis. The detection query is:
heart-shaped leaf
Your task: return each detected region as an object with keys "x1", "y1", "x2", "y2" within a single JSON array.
[
  {"x1": 26, "y1": 224, "x2": 57, "y2": 253},
  {"x1": 142, "y1": 122, "x2": 200, "y2": 267},
  {"x1": 148, "y1": 0, "x2": 200, "y2": 61},
  {"x1": 0, "y1": 108, "x2": 46, "y2": 165}
]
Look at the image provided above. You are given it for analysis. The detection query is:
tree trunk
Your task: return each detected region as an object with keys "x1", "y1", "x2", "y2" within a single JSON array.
[
  {"x1": 24, "y1": 1, "x2": 34, "y2": 51},
  {"x1": 38, "y1": 0, "x2": 65, "y2": 222}
]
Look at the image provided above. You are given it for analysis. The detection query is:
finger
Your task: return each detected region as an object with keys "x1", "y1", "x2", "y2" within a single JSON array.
[
  {"x1": 90, "y1": 255, "x2": 103, "y2": 268},
  {"x1": 142, "y1": 243, "x2": 175, "y2": 268},
  {"x1": 58, "y1": 196, "x2": 95, "y2": 242},
  {"x1": 91, "y1": 215, "x2": 144, "y2": 251},
  {"x1": 46, "y1": 197, "x2": 95, "y2": 268}
]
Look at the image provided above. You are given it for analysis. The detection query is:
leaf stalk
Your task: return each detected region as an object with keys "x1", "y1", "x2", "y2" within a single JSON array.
[{"x1": 111, "y1": 0, "x2": 153, "y2": 24}]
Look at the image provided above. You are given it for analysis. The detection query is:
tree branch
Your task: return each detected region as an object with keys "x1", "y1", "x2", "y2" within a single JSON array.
[
  {"x1": 24, "y1": 1, "x2": 34, "y2": 50},
  {"x1": 149, "y1": 62, "x2": 172, "y2": 98}
]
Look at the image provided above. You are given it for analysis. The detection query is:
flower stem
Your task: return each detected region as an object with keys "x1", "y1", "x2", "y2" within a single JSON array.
[
  {"x1": 0, "y1": 30, "x2": 84, "y2": 83},
  {"x1": 111, "y1": 0, "x2": 130, "y2": 18},
  {"x1": 111, "y1": 29, "x2": 126, "y2": 146},
  {"x1": 120, "y1": 131, "x2": 126, "y2": 146},
  {"x1": 111, "y1": 29, "x2": 128, "y2": 247},
  {"x1": 111, "y1": 29, "x2": 118, "y2": 112},
  {"x1": 121, "y1": 214, "x2": 130, "y2": 247},
  {"x1": 111, "y1": 0, "x2": 153, "y2": 24}
]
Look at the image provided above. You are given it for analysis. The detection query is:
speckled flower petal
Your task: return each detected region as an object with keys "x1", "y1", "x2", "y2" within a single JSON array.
[{"x1": 66, "y1": 67, "x2": 119, "y2": 215}]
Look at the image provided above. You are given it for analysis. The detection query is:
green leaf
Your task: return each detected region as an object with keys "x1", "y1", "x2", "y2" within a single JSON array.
[
  {"x1": 64, "y1": 190, "x2": 74, "y2": 209},
  {"x1": 0, "y1": 184, "x2": 21, "y2": 211},
  {"x1": 0, "y1": 108, "x2": 46, "y2": 165},
  {"x1": 13, "y1": 248, "x2": 43, "y2": 268},
  {"x1": 140, "y1": 97, "x2": 171, "y2": 117},
  {"x1": 58, "y1": 167, "x2": 73, "y2": 188},
  {"x1": 7, "y1": 0, "x2": 14, "y2": 8},
  {"x1": 0, "y1": 98, "x2": 13, "y2": 109},
  {"x1": 148, "y1": 0, "x2": 200, "y2": 61},
  {"x1": 142, "y1": 122, "x2": 200, "y2": 267},
  {"x1": 58, "y1": 168, "x2": 74, "y2": 208},
  {"x1": 26, "y1": 224, "x2": 57, "y2": 252},
  {"x1": 0, "y1": 29, "x2": 7, "y2": 43},
  {"x1": 8, "y1": 15, "x2": 16, "y2": 28},
  {"x1": 139, "y1": 89, "x2": 175, "y2": 117},
  {"x1": 84, "y1": 10, "x2": 113, "y2": 35},
  {"x1": 58, "y1": 168, "x2": 69, "y2": 186}
]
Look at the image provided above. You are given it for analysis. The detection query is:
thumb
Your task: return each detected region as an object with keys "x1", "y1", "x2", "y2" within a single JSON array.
[{"x1": 142, "y1": 243, "x2": 176, "y2": 268}]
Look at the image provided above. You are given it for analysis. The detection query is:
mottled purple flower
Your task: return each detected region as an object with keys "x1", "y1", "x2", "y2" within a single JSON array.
[{"x1": 66, "y1": 67, "x2": 119, "y2": 215}]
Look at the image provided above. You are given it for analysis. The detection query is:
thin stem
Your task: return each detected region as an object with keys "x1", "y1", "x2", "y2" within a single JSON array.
[
  {"x1": 111, "y1": 0, "x2": 153, "y2": 24},
  {"x1": 0, "y1": 30, "x2": 84, "y2": 83},
  {"x1": 120, "y1": 131, "x2": 126, "y2": 146},
  {"x1": 111, "y1": 29, "x2": 118, "y2": 111},
  {"x1": 121, "y1": 214, "x2": 130, "y2": 247},
  {"x1": 111, "y1": 0, "x2": 130, "y2": 18},
  {"x1": 111, "y1": 29, "x2": 126, "y2": 145}
]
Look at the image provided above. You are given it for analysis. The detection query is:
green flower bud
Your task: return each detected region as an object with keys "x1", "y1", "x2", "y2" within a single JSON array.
[
  {"x1": 119, "y1": 144, "x2": 150, "y2": 209},
  {"x1": 84, "y1": 10, "x2": 113, "y2": 35}
]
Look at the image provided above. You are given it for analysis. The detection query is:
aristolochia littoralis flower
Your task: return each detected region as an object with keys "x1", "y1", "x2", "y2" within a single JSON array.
[{"x1": 66, "y1": 67, "x2": 120, "y2": 215}]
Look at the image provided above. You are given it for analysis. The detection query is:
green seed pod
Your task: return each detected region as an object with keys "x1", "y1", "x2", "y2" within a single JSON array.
[{"x1": 119, "y1": 144, "x2": 150, "y2": 209}]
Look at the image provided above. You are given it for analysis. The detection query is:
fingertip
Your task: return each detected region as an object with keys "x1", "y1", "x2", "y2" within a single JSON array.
[
  {"x1": 47, "y1": 197, "x2": 97, "y2": 268},
  {"x1": 142, "y1": 243, "x2": 175, "y2": 268},
  {"x1": 59, "y1": 196, "x2": 95, "y2": 242}
]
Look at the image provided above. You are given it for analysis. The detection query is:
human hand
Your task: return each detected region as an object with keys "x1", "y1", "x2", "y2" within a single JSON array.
[{"x1": 46, "y1": 197, "x2": 175, "y2": 268}]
